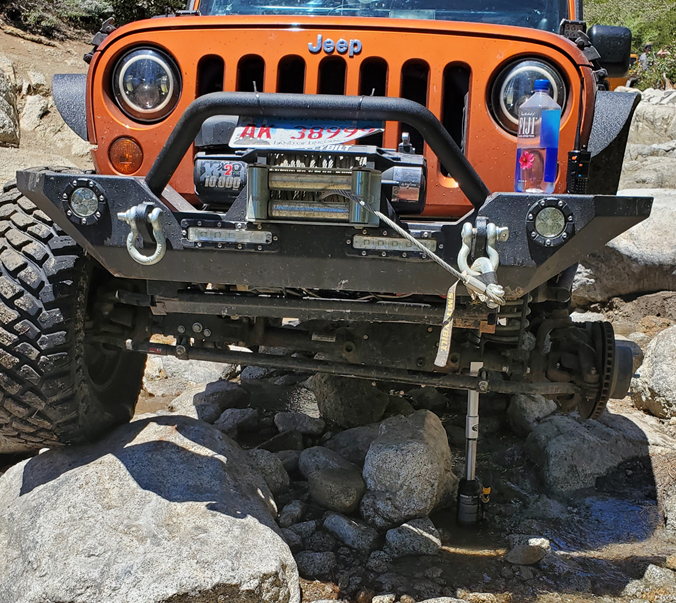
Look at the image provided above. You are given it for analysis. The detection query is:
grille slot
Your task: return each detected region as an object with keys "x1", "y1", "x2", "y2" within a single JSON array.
[
  {"x1": 197, "y1": 55, "x2": 224, "y2": 96},
  {"x1": 442, "y1": 64, "x2": 471, "y2": 162},
  {"x1": 359, "y1": 58, "x2": 388, "y2": 147},
  {"x1": 400, "y1": 60, "x2": 429, "y2": 154},
  {"x1": 278, "y1": 56, "x2": 306, "y2": 93},
  {"x1": 237, "y1": 55, "x2": 265, "y2": 92},
  {"x1": 318, "y1": 56, "x2": 346, "y2": 95}
]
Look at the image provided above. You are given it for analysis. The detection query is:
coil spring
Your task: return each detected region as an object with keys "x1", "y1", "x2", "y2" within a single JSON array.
[{"x1": 490, "y1": 295, "x2": 532, "y2": 343}]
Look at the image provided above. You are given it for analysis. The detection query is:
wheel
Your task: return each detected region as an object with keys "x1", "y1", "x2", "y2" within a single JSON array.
[{"x1": 0, "y1": 175, "x2": 146, "y2": 453}]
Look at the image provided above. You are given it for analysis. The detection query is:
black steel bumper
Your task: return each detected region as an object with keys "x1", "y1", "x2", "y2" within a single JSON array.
[{"x1": 15, "y1": 92, "x2": 653, "y2": 297}]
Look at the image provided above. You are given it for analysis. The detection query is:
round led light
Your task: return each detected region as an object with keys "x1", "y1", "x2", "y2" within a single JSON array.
[
  {"x1": 70, "y1": 187, "x2": 99, "y2": 218},
  {"x1": 112, "y1": 48, "x2": 181, "y2": 122},
  {"x1": 491, "y1": 59, "x2": 566, "y2": 134},
  {"x1": 535, "y1": 206, "x2": 565, "y2": 238}
]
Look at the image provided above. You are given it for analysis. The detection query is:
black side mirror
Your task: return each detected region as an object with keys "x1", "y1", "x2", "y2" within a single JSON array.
[{"x1": 588, "y1": 24, "x2": 632, "y2": 77}]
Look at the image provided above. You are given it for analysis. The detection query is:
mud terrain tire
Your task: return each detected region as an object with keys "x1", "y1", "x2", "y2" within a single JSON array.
[{"x1": 0, "y1": 176, "x2": 145, "y2": 453}]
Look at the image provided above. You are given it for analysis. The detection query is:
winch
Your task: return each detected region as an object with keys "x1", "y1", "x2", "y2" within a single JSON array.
[{"x1": 193, "y1": 145, "x2": 426, "y2": 220}]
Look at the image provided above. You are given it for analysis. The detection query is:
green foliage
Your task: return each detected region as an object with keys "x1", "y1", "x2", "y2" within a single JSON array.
[
  {"x1": 109, "y1": 0, "x2": 187, "y2": 25},
  {"x1": 585, "y1": 0, "x2": 676, "y2": 53},
  {"x1": 1, "y1": 0, "x2": 113, "y2": 37},
  {"x1": 628, "y1": 46, "x2": 676, "y2": 91}
]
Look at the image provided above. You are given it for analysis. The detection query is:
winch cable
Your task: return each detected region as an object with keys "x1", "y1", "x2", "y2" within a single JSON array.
[{"x1": 326, "y1": 191, "x2": 506, "y2": 307}]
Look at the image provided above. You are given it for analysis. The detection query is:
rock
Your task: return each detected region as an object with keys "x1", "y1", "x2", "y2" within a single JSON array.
[
  {"x1": 323, "y1": 513, "x2": 380, "y2": 553},
  {"x1": 275, "y1": 450, "x2": 301, "y2": 473},
  {"x1": 407, "y1": 387, "x2": 449, "y2": 412},
  {"x1": 416, "y1": 599, "x2": 466, "y2": 603},
  {"x1": 361, "y1": 411, "x2": 457, "y2": 528},
  {"x1": 295, "y1": 551, "x2": 336, "y2": 579},
  {"x1": 507, "y1": 394, "x2": 558, "y2": 436},
  {"x1": 0, "y1": 55, "x2": 17, "y2": 91},
  {"x1": 258, "y1": 431, "x2": 304, "y2": 453},
  {"x1": 167, "y1": 381, "x2": 250, "y2": 423},
  {"x1": 524, "y1": 407, "x2": 676, "y2": 494},
  {"x1": 306, "y1": 530, "x2": 336, "y2": 552},
  {"x1": 143, "y1": 355, "x2": 238, "y2": 397},
  {"x1": 275, "y1": 412, "x2": 325, "y2": 435},
  {"x1": 444, "y1": 424, "x2": 466, "y2": 448},
  {"x1": 312, "y1": 374, "x2": 389, "y2": 428},
  {"x1": 241, "y1": 365, "x2": 273, "y2": 382},
  {"x1": 366, "y1": 550, "x2": 392, "y2": 573},
  {"x1": 0, "y1": 68, "x2": 18, "y2": 147},
  {"x1": 372, "y1": 595, "x2": 397, "y2": 603},
  {"x1": 384, "y1": 517, "x2": 442, "y2": 558},
  {"x1": 281, "y1": 528, "x2": 303, "y2": 553},
  {"x1": 623, "y1": 564, "x2": 676, "y2": 597},
  {"x1": 19, "y1": 95, "x2": 47, "y2": 131},
  {"x1": 214, "y1": 407, "x2": 258, "y2": 433},
  {"x1": 279, "y1": 500, "x2": 306, "y2": 528},
  {"x1": 248, "y1": 449, "x2": 291, "y2": 495},
  {"x1": 631, "y1": 326, "x2": 676, "y2": 418},
  {"x1": 572, "y1": 189, "x2": 676, "y2": 305},
  {"x1": 505, "y1": 535, "x2": 551, "y2": 565},
  {"x1": 309, "y1": 467, "x2": 366, "y2": 513},
  {"x1": 289, "y1": 519, "x2": 319, "y2": 540},
  {"x1": 384, "y1": 395, "x2": 416, "y2": 418},
  {"x1": 324, "y1": 424, "x2": 380, "y2": 466},
  {"x1": 27, "y1": 69, "x2": 48, "y2": 95},
  {"x1": 0, "y1": 415, "x2": 299, "y2": 603},
  {"x1": 298, "y1": 446, "x2": 359, "y2": 478}
]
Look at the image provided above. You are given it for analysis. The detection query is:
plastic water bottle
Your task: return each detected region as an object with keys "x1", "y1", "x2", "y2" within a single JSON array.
[{"x1": 514, "y1": 79, "x2": 561, "y2": 193}]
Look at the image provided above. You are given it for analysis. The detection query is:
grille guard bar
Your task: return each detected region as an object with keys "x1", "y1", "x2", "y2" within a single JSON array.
[{"x1": 145, "y1": 91, "x2": 491, "y2": 208}]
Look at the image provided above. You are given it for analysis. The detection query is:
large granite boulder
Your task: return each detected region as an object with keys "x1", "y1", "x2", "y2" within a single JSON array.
[
  {"x1": 572, "y1": 189, "x2": 676, "y2": 306},
  {"x1": 631, "y1": 325, "x2": 676, "y2": 419},
  {"x1": 143, "y1": 355, "x2": 238, "y2": 398},
  {"x1": 0, "y1": 66, "x2": 18, "y2": 147},
  {"x1": 360, "y1": 410, "x2": 457, "y2": 528},
  {"x1": 0, "y1": 415, "x2": 300, "y2": 603}
]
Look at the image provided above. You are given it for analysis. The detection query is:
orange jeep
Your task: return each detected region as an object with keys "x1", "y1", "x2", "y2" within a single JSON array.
[{"x1": 0, "y1": 2, "x2": 648, "y2": 460}]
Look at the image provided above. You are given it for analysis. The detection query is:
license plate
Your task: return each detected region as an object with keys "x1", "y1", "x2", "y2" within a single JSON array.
[{"x1": 229, "y1": 119, "x2": 384, "y2": 149}]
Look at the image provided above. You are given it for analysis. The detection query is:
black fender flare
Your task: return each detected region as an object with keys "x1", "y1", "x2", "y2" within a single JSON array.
[
  {"x1": 52, "y1": 74, "x2": 88, "y2": 141},
  {"x1": 587, "y1": 90, "x2": 641, "y2": 195}
]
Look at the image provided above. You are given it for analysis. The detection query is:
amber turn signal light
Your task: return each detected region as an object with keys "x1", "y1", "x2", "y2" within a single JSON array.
[{"x1": 109, "y1": 137, "x2": 143, "y2": 175}]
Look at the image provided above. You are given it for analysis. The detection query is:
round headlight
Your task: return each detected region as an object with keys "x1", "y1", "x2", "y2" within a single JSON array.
[
  {"x1": 112, "y1": 48, "x2": 181, "y2": 122},
  {"x1": 491, "y1": 60, "x2": 566, "y2": 134},
  {"x1": 70, "y1": 187, "x2": 98, "y2": 218}
]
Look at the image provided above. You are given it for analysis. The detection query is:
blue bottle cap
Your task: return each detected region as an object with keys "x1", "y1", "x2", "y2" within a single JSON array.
[{"x1": 534, "y1": 79, "x2": 550, "y2": 92}]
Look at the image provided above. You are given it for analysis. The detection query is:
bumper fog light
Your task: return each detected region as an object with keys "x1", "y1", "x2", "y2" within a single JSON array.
[
  {"x1": 70, "y1": 187, "x2": 98, "y2": 218},
  {"x1": 534, "y1": 207, "x2": 565, "y2": 238}
]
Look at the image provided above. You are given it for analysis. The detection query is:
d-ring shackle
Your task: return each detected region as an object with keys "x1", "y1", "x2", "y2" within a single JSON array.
[{"x1": 117, "y1": 205, "x2": 167, "y2": 266}]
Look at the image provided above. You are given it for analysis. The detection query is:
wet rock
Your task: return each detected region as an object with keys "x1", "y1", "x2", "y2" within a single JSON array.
[
  {"x1": 309, "y1": 467, "x2": 366, "y2": 513},
  {"x1": 407, "y1": 387, "x2": 449, "y2": 412},
  {"x1": 167, "y1": 381, "x2": 250, "y2": 423},
  {"x1": 144, "y1": 355, "x2": 239, "y2": 398},
  {"x1": 20, "y1": 95, "x2": 47, "y2": 131},
  {"x1": 275, "y1": 450, "x2": 301, "y2": 473},
  {"x1": 384, "y1": 517, "x2": 441, "y2": 558},
  {"x1": 306, "y1": 530, "x2": 336, "y2": 552},
  {"x1": 384, "y1": 395, "x2": 415, "y2": 418},
  {"x1": 505, "y1": 535, "x2": 551, "y2": 565},
  {"x1": 0, "y1": 68, "x2": 18, "y2": 147},
  {"x1": 366, "y1": 550, "x2": 392, "y2": 573},
  {"x1": 295, "y1": 551, "x2": 336, "y2": 579},
  {"x1": 289, "y1": 519, "x2": 319, "y2": 540},
  {"x1": 214, "y1": 407, "x2": 258, "y2": 434},
  {"x1": 248, "y1": 449, "x2": 291, "y2": 495},
  {"x1": 299, "y1": 446, "x2": 359, "y2": 478},
  {"x1": 361, "y1": 410, "x2": 457, "y2": 528},
  {"x1": 375, "y1": 573, "x2": 410, "y2": 593},
  {"x1": 572, "y1": 189, "x2": 676, "y2": 305},
  {"x1": 413, "y1": 580, "x2": 443, "y2": 600},
  {"x1": 279, "y1": 500, "x2": 306, "y2": 529},
  {"x1": 524, "y1": 495, "x2": 568, "y2": 519},
  {"x1": 312, "y1": 374, "x2": 389, "y2": 428},
  {"x1": 632, "y1": 325, "x2": 676, "y2": 418},
  {"x1": 324, "y1": 424, "x2": 380, "y2": 466},
  {"x1": 274, "y1": 411, "x2": 325, "y2": 435},
  {"x1": 258, "y1": 430, "x2": 304, "y2": 452},
  {"x1": 507, "y1": 394, "x2": 557, "y2": 436},
  {"x1": 281, "y1": 528, "x2": 303, "y2": 553},
  {"x1": 323, "y1": 513, "x2": 380, "y2": 553},
  {"x1": 0, "y1": 415, "x2": 299, "y2": 603}
]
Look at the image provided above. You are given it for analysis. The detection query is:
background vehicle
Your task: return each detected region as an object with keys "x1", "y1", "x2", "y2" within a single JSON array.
[{"x1": 0, "y1": 0, "x2": 648, "y2": 454}]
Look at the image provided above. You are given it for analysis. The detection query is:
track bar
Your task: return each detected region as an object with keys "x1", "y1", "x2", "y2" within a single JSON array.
[{"x1": 117, "y1": 339, "x2": 580, "y2": 396}]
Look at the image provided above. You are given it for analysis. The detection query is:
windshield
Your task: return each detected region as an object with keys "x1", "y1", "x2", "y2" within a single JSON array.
[{"x1": 198, "y1": 0, "x2": 568, "y2": 33}]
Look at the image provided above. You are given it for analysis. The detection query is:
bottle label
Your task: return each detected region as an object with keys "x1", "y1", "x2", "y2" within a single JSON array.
[{"x1": 518, "y1": 110, "x2": 537, "y2": 138}]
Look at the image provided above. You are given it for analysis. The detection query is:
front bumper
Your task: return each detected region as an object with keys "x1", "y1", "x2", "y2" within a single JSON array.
[{"x1": 17, "y1": 168, "x2": 651, "y2": 297}]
